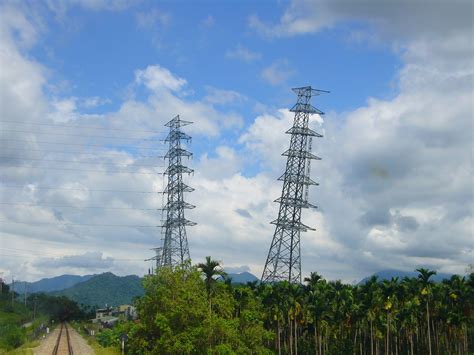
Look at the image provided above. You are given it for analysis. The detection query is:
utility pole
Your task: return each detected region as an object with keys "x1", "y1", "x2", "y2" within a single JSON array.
[
  {"x1": 261, "y1": 86, "x2": 328, "y2": 283},
  {"x1": 151, "y1": 115, "x2": 196, "y2": 269},
  {"x1": 33, "y1": 296, "x2": 37, "y2": 320},
  {"x1": 11, "y1": 277, "x2": 14, "y2": 307}
]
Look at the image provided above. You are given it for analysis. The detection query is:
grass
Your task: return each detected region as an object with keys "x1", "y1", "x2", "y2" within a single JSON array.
[
  {"x1": 89, "y1": 341, "x2": 120, "y2": 355},
  {"x1": 71, "y1": 321, "x2": 120, "y2": 355}
]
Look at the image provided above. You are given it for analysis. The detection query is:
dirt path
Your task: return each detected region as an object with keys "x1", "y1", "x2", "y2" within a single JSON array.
[{"x1": 32, "y1": 323, "x2": 95, "y2": 355}]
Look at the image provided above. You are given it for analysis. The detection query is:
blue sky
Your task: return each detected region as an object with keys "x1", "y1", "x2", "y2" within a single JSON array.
[
  {"x1": 0, "y1": 0, "x2": 472, "y2": 282},
  {"x1": 34, "y1": 2, "x2": 399, "y2": 116}
]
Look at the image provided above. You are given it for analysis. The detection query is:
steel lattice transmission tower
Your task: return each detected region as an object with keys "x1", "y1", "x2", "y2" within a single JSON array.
[
  {"x1": 153, "y1": 115, "x2": 196, "y2": 269},
  {"x1": 261, "y1": 86, "x2": 328, "y2": 283}
]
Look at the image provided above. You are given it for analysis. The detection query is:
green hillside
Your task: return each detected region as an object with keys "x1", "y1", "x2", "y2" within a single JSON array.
[{"x1": 52, "y1": 272, "x2": 144, "y2": 308}]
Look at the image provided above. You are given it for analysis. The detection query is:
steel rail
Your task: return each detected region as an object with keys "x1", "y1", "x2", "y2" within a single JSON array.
[{"x1": 52, "y1": 323, "x2": 63, "y2": 355}]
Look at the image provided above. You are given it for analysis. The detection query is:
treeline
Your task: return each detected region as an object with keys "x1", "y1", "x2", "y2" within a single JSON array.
[{"x1": 123, "y1": 259, "x2": 473, "y2": 354}]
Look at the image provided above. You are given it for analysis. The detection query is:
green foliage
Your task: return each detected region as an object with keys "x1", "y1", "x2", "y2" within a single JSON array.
[
  {"x1": 127, "y1": 265, "x2": 273, "y2": 354},
  {"x1": 122, "y1": 263, "x2": 472, "y2": 354},
  {"x1": 33, "y1": 293, "x2": 88, "y2": 321},
  {"x1": 0, "y1": 325, "x2": 27, "y2": 350}
]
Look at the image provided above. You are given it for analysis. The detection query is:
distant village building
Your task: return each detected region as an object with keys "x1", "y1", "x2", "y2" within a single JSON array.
[
  {"x1": 95, "y1": 307, "x2": 113, "y2": 319},
  {"x1": 118, "y1": 304, "x2": 137, "y2": 320},
  {"x1": 92, "y1": 304, "x2": 137, "y2": 328}
]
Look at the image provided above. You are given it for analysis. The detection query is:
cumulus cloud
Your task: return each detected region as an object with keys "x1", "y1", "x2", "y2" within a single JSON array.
[
  {"x1": 135, "y1": 65, "x2": 187, "y2": 93},
  {"x1": 0, "y1": 4, "x2": 243, "y2": 281},
  {"x1": 1, "y1": 0, "x2": 472, "y2": 284},
  {"x1": 244, "y1": 0, "x2": 473, "y2": 280}
]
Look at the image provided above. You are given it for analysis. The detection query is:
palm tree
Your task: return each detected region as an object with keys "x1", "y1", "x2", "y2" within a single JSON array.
[
  {"x1": 417, "y1": 268, "x2": 437, "y2": 355},
  {"x1": 197, "y1": 256, "x2": 226, "y2": 312}
]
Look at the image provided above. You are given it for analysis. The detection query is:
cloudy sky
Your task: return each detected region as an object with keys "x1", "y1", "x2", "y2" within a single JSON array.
[{"x1": 0, "y1": 0, "x2": 472, "y2": 283}]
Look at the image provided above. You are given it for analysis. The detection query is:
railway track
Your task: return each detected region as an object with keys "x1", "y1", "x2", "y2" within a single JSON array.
[{"x1": 52, "y1": 322, "x2": 74, "y2": 355}]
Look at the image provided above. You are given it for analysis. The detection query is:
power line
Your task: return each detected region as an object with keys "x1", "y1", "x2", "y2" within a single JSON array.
[
  {"x1": 1, "y1": 148, "x2": 164, "y2": 157},
  {"x1": 0, "y1": 120, "x2": 164, "y2": 134},
  {"x1": 0, "y1": 156, "x2": 164, "y2": 168},
  {"x1": 1, "y1": 164, "x2": 163, "y2": 175},
  {"x1": 2, "y1": 220, "x2": 158, "y2": 227},
  {"x1": 1, "y1": 128, "x2": 161, "y2": 141},
  {"x1": 0, "y1": 185, "x2": 162, "y2": 193},
  {"x1": 1, "y1": 138, "x2": 163, "y2": 151},
  {"x1": 0, "y1": 202, "x2": 161, "y2": 211}
]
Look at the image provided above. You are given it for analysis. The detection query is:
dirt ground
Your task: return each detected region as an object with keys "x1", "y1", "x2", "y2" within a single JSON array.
[{"x1": 32, "y1": 324, "x2": 94, "y2": 355}]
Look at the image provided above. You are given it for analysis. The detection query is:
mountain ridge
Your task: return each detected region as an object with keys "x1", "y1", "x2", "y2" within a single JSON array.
[
  {"x1": 358, "y1": 269, "x2": 453, "y2": 284},
  {"x1": 51, "y1": 272, "x2": 144, "y2": 308},
  {"x1": 9, "y1": 274, "x2": 95, "y2": 293}
]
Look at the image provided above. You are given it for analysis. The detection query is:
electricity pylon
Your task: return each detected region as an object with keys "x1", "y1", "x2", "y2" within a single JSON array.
[
  {"x1": 261, "y1": 86, "x2": 328, "y2": 283},
  {"x1": 152, "y1": 115, "x2": 196, "y2": 269}
]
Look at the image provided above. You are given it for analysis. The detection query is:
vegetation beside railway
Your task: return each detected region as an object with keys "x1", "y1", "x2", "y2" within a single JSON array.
[{"x1": 0, "y1": 281, "x2": 89, "y2": 352}]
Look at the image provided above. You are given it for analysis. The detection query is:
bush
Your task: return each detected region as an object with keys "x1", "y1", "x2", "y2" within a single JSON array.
[{"x1": 0, "y1": 325, "x2": 26, "y2": 350}]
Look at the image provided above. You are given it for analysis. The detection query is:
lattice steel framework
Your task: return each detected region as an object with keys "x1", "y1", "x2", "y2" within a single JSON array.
[
  {"x1": 152, "y1": 115, "x2": 196, "y2": 268},
  {"x1": 261, "y1": 86, "x2": 328, "y2": 283}
]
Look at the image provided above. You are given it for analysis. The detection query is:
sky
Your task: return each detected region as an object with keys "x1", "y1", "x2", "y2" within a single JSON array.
[{"x1": 0, "y1": 0, "x2": 472, "y2": 283}]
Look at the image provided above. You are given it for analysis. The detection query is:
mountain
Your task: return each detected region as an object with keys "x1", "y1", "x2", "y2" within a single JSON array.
[
  {"x1": 223, "y1": 272, "x2": 259, "y2": 284},
  {"x1": 359, "y1": 269, "x2": 453, "y2": 284},
  {"x1": 51, "y1": 272, "x2": 144, "y2": 308},
  {"x1": 9, "y1": 274, "x2": 94, "y2": 293}
]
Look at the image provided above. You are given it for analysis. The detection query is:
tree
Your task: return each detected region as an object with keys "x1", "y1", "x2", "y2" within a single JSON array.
[
  {"x1": 197, "y1": 256, "x2": 226, "y2": 313},
  {"x1": 129, "y1": 264, "x2": 272, "y2": 354},
  {"x1": 417, "y1": 268, "x2": 437, "y2": 355}
]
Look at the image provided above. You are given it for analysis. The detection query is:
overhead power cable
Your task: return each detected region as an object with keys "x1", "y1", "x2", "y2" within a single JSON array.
[
  {"x1": 0, "y1": 156, "x2": 164, "y2": 168},
  {"x1": 0, "y1": 202, "x2": 161, "y2": 211},
  {"x1": 0, "y1": 148, "x2": 164, "y2": 158},
  {"x1": 0, "y1": 185, "x2": 162, "y2": 194},
  {"x1": 1, "y1": 128, "x2": 161, "y2": 141},
  {"x1": 0, "y1": 120, "x2": 164, "y2": 134},
  {"x1": 2, "y1": 138, "x2": 163, "y2": 151},
  {"x1": 2, "y1": 220, "x2": 158, "y2": 227},
  {"x1": 1, "y1": 164, "x2": 163, "y2": 175}
]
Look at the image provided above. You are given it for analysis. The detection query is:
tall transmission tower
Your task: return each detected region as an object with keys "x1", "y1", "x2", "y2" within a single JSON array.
[
  {"x1": 152, "y1": 115, "x2": 196, "y2": 269},
  {"x1": 261, "y1": 86, "x2": 328, "y2": 284}
]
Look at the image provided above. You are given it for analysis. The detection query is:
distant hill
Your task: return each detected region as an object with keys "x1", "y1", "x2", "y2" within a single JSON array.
[
  {"x1": 9, "y1": 274, "x2": 94, "y2": 293},
  {"x1": 51, "y1": 272, "x2": 144, "y2": 309},
  {"x1": 359, "y1": 269, "x2": 453, "y2": 284},
  {"x1": 222, "y1": 272, "x2": 259, "y2": 284}
]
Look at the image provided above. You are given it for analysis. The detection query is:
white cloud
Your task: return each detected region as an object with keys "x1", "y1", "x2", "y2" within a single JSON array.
[
  {"x1": 261, "y1": 60, "x2": 295, "y2": 85},
  {"x1": 226, "y1": 44, "x2": 261, "y2": 62},
  {"x1": 1, "y1": 1, "x2": 472, "y2": 284},
  {"x1": 0, "y1": 3, "x2": 247, "y2": 282},
  {"x1": 240, "y1": 0, "x2": 473, "y2": 280},
  {"x1": 249, "y1": 0, "x2": 473, "y2": 40},
  {"x1": 135, "y1": 65, "x2": 187, "y2": 93}
]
